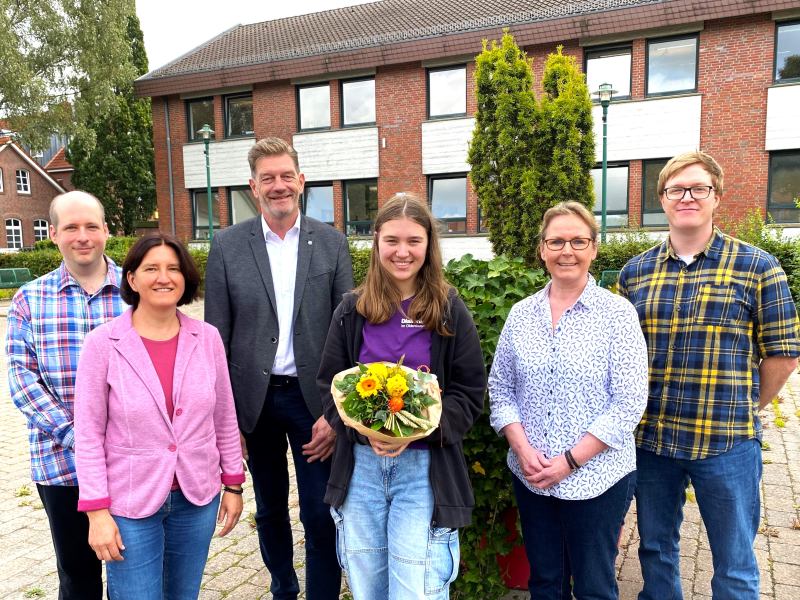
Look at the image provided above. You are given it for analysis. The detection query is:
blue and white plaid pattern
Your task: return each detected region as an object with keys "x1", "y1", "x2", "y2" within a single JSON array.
[
  {"x1": 619, "y1": 229, "x2": 800, "y2": 460},
  {"x1": 6, "y1": 260, "x2": 125, "y2": 485}
]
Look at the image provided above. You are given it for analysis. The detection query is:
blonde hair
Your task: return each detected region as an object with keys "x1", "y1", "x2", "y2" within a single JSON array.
[
  {"x1": 539, "y1": 201, "x2": 598, "y2": 241},
  {"x1": 247, "y1": 137, "x2": 300, "y2": 174},
  {"x1": 356, "y1": 193, "x2": 453, "y2": 336},
  {"x1": 657, "y1": 150, "x2": 724, "y2": 197}
]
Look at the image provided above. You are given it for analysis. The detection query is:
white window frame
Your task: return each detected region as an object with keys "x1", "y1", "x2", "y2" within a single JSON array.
[
  {"x1": 16, "y1": 169, "x2": 30, "y2": 194},
  {"x1": 0, "y1": 167, "x2": 4, "y2": 192},
  {"x1": 5, "y1": 218, "x2": 22, "y2": 248},
  {"x1": 33, "y1": 219, "x2": 49, "y2": 242}
]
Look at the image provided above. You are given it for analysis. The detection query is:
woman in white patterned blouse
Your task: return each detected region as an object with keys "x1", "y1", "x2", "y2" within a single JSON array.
[{"x1": 488, "y1": 201, "x2": 648, "y2": 600}]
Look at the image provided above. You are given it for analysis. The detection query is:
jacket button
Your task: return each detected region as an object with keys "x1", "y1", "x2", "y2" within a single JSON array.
[
  {"x1": 263, "y1": 368, "x2": 269, "y2": 376},
  {"x1": 271, "y1": 337, "x2": 278, "y2": 344},
  {"x1": 175, "y1": 408, "x2": 183, "y2": 416},
  {"x1": 168, "y1": 444, "x2": 177, "y2": 452}
]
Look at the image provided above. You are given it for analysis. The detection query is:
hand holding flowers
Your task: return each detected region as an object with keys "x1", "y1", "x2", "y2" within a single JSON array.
[{"x1": 331, "y1": 356, "x2": 441, "y2": 441}]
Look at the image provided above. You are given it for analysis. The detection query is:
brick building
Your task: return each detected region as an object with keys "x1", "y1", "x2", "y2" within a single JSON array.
[
  {"x1": 0, "y1": 137, "x2": 66, "y2": 250},
  {"x1": 134, "y1": 0, "x2": 800, "y2": 254}
]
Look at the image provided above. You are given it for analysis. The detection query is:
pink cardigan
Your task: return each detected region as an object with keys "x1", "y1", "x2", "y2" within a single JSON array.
[{"x1": 75, "y1": 309, "x2": 244, "y2": 518}]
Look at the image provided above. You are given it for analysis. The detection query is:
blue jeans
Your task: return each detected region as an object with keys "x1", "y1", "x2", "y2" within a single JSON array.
[
  {"x1": 636, "y1": 439, "x2": 762, "y2": 600},
  {"x1": 106, "y1": 490, "x2": 219, "y2": 600},
  {"x1": 513, "y1": 471, "x2": 636, "y2": 600},
  {"x1": 331, "y1": 444, "x2": 460, "y2": 599},
  {"x1": 243, "y1": 380, "x2": 340, "y2": 600}
]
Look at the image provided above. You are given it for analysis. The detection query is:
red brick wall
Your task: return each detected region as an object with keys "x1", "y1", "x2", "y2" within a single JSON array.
[
  {"x1": 148, "y1": 13, "x2": 785, "y2": 239},
  {"x1": 0, "y1": 152, "x2": 59, "y2": 248}
]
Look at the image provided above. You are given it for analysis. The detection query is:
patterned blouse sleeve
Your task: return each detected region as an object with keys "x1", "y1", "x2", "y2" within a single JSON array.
[
  {"x1": 585, "y1": 300, "x2": 648, "y2": 450},
  {"x1": 488, "y1": 304, "x2": 522, "y2": 435}
]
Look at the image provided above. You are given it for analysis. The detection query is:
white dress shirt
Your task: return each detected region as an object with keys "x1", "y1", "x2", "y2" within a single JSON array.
[{"x1": 261, "y1": 213, "x2": 301, "y2": 376}]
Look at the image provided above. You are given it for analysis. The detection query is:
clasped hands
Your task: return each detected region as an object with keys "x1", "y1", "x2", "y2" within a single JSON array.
[{"x1": 515, "y1": 443, "x2": 572, "y2": 489}]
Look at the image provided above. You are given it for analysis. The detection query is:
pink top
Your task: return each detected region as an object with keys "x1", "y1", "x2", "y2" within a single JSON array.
[
  {"x1": 141, "y1": 334, "x2": 179, "y2": 420},
  {"x1": 74, "y1": 309, "x2": 245, "y2": 517}
]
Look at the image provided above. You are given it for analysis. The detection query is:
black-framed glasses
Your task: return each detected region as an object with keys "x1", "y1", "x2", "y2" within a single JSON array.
[
  {"x1": 662, "y1": 185, "x2": 714, "y2": 201},
  {"x1": 543, "y1": 237, "x2": 593, "y2": 251}
]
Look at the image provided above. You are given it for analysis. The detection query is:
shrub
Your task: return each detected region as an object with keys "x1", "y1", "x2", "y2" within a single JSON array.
[
  {"x1": 446, "y1": 254, "x2": 548, "y2": 600},
  {"x1": 591, "y1": 229, "x2": 657, "y2": 280},
  {"x1": 349, "y1": 243, "x2": 371, "y2": 287}
]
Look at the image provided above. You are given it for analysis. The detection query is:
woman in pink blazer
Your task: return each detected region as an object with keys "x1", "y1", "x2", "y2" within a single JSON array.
[{"x1": 75, "y1": 233, "x2": 244, "y2": 600}]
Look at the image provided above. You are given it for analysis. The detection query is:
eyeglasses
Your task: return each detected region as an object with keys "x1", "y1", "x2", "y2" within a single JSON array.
[
  {"x1": 543, "y1": 238, "x2": 593, "y2": 251},
  {"x1": 662, "y1": 186, "x2": 715, "y2": 201}
]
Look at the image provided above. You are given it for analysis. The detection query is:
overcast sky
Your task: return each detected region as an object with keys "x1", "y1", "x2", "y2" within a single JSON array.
[{"x1": 136, "y1": 0, "x2": 377, "y2": 71}]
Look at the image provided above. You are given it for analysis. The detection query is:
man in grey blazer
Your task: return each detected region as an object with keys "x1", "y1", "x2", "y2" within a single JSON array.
[{"x1": 205, "y1": 137, "x2": 352, "y2": 600}]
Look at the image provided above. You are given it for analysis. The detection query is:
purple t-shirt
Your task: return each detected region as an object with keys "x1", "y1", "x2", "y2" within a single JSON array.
[{"x1": 359, "y1": 297, "x2": 432, "y2": 369}]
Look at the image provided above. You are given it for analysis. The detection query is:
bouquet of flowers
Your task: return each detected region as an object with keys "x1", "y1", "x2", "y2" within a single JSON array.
[{"x1": 330, "y1": 357, "x2": 441, "y2": 442}]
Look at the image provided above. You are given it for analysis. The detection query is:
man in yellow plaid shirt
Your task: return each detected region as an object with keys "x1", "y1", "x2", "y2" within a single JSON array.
[{"x1": 619, "y1": 151, "x2": 799, "y2": 600}]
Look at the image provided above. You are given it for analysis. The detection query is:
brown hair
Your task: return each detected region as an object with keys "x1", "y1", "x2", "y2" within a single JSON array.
[
  {"x1": 356, "y1": 193, "x2": 453, "y2": 336},
  {"x1": 657, "y1": 150, "x2": 724, "y2": 197},
  {"x1": 121, "y1": 233, "x2": 200, "y2": 308},
  {"x1": 539, "y1": 201, "x2": 599, "y2": 241},
  {"x1": 247, "y1": 137, "x2": 300, "y2": 174}
]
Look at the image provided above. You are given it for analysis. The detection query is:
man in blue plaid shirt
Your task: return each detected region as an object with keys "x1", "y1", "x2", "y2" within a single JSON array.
[
  {"x1": 619, "y1": 151, "x2": 800, "y2": 600},
  {"x1": 6, "y1": 191, "x2": 126, "y2": 599}
]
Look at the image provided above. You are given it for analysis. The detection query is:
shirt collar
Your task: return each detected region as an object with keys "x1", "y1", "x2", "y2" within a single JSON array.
[
  {"x1": 57, "y1": 256, "x2": 120, "y2": 292},
  {"x1": 261, "y1": 211, "x2": 301, "y2": 241},
  {"x1": 538, "y1": 274, "x2": 599, "y2": 311},
  {"x1": 659, "y1": 227, "x2": 724, "y2": 263}
]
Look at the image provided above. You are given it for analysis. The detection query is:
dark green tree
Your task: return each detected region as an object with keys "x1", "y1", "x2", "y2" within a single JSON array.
[
  {"x1": 779, "y1": 55, "x2": 800, "y2": 80},
  {"x1": 469, "y1": 35, "x2": 595, "y2": 266},
  {"x1": 0, "y1": 0, "x2": 137, "y2": 150},
  {"x1": 467, "y1": 30, "x2": 538, "y2": 262},
  {"x1": 525, "y1": 46, "x2": 595, "y2": 236},
  {"x1": 67, "y1": 14, "x2": 155, "y2": 235}
]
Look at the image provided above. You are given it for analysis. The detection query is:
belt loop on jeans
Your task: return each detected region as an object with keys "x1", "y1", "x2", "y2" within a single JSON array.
[{"x1": 268, "y1": 375, "x2": 299, "y2": 387}]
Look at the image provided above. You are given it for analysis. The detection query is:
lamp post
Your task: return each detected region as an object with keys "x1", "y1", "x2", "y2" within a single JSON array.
[
  {"x1": 197, "y1": 124, "x2": 215, "y2": 240},
  {"x1": 594, "y1": 83, "x2": 616, "y2": 243}
]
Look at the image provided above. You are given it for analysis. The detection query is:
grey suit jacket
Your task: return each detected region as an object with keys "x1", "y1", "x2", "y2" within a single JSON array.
[{"x1": 204, "y1": 215, "x2": 354, "y2": 433}]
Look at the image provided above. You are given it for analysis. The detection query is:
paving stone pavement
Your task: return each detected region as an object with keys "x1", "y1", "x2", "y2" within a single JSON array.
[{"x1": 1, "y1": 298, "x2": 799, "y2": 599}]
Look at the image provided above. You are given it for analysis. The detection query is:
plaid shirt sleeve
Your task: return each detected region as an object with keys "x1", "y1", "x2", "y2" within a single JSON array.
[
  {"x1": 6, "y1": 291, "x2": 75, "y2": 450},
  {"x1": 754, "y1": 255, "x2": 800, "y2": 358}
]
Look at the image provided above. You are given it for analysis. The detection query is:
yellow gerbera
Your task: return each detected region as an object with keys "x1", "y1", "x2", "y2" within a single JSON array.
[
  {"x1": 385, "y1": 374, "x2": 409, "y2": 397},
  {"x1": 356, "y1": 375, "x2": 380, "y2": 397},
  {"x1": 368, "y1": 362, "x2": 389, "y2": 381}
]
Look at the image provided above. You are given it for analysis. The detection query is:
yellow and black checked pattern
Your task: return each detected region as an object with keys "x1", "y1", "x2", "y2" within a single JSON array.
[{"x1": 618, "y1": 229, "x2": 800, "y2": 460}]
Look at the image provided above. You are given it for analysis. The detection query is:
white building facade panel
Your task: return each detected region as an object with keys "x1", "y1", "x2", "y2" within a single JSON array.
[
  {"x1": 293, "y1": 128, "x2": 379, "y2": 181},
  {"x1": 765, "y1": 85, "x2": 800, "y2": 151},
  {"x1": 421, "y1": 118, "x2": 475, "y2": 174},
  {"x1": 182, "y1": 139, "x2": 253, "y2": 189},
  {"x1": 593, "y1": 95, "x2": 702, "y2": 162}
]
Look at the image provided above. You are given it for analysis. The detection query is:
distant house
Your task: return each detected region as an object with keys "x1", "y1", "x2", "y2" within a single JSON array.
[
  {"x1": 0, "y1": 137, "x2": 66, "y2": 250},
  {"x1": 44, "y1": 147, "x2": 76, "y2": 193},
  {"x1": 134, "y1": 0, "x2": 800, "y2": 254}
]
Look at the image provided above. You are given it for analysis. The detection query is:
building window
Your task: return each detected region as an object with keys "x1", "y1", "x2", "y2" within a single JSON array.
[
  {"x1": 642, "y1": 158, "x2": 670, "y2": 226},
  {"x1": 344, "y1": 180, "x2": 378, "y2": 235},
  {"x1": 585, "y1": 46, "x2": 632, "y2": 99},
  {"x1": 16, "y1": 169, "x2": 30, "y2": 193},
  {"x1": 192, "y1": 189, "x2": 220, "y2": 239},
  {"x1": 591, "y1": 164, "x2": 629, "y2": 228},
  {"x1": 33, "y1": 219, "x2": 48, "y2": 242},
  {"x1": 647, "y1": 36, "x2": 698, "y2": 95},
  {"x1": 0, "y1": 168, "x2": 4, "y2": 192},
  {"x1": 341, "y1": 78, "x2": 376, "y2": 126},
  {"x1": 767, "y1": 150, "x2": 800, "y2": 223},
  {"x1": 228, "y1": 186, "x2": 258, "y2": 225},
  {"x1": 429, "y1": 175, "x2": 467, "y2": 233},
  {"x1": 303, "y1": 184, "x2": 334, "y2": 225},
  {"x1": 225, "y1": 94, "x2": 254, "y2": 138},
  {"x1": 5, "y1": 218, "x2": 22, "y2": 249},
  {"x1": 776, "y1": 21, "x2": 800, "y2": 82},
  {"x1": 427, "y1": 66, "x2": 467, "y2": 118},
  {"x1": 186, "y1": 97, "x2": 215, "y2": 141},
  {"x1": 297, "y1": 84, "x2": 331, "y2": 130}
]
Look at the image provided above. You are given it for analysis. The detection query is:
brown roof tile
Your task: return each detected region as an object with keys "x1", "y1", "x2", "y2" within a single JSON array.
[
  {"x1": 44, "y1": 147, "x2": 73, "y2": 172},
  {"x1": 135, "y1": 0, "x2": 797, "y2": 97}
]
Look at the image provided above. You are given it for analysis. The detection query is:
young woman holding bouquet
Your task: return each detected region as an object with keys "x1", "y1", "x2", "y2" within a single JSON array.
[
  {"x1": 488, "y1": 202, "x2": 648, "y2": 599},
  {"x1": 73, "y1": 234, "x2": 244, "y2": 600},
  {"x1": 318, "y1": 193, "x2": 485, "y2": 599}
]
